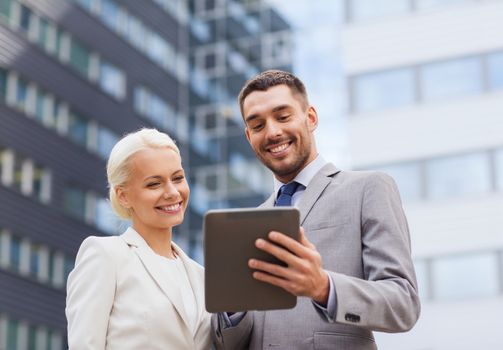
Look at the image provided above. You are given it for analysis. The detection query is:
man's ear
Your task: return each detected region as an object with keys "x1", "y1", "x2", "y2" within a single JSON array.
[
  {"x1": 307, "y1": 106, "x2": 318, "y2": 132},
  {"x1": 116, "y1": 186, "x2": 130, "y2": 209},
  {"x1": 245, "y1": 127, "x2": 251, "y2": 143}
]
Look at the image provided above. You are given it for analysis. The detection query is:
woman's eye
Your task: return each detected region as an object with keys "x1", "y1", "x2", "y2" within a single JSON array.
[
  {"x1": 147, "y1": 182, "x2": 160, "y2": 188},
  {"x1": 173, "y1": 176, "x2": 184, "y2": 182}
]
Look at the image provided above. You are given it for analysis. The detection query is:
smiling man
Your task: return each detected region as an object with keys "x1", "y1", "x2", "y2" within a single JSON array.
[{"x1": 211, "y1": 70, "x2": 421, "y2": 350}]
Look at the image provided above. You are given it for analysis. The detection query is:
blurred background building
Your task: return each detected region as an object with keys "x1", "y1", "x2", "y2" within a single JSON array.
[
  {"x1": 0, "y1": 0, "x2": 291, "y2": 348},
  {"x1": 341, "y1": 0, "x2": 503, "y2": 349}
]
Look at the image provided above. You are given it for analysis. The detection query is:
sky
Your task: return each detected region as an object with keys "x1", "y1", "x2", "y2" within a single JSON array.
[{"x1": 268, "y1": 0, "x2": 351, "y2": 168}]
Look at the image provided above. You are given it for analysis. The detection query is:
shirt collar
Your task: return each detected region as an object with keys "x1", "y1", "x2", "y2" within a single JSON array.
[{"x1": 273, "y1": 154, "x2": 328, "y2": 195}]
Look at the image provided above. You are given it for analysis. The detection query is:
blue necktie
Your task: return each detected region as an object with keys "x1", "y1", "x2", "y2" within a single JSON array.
[{"x1": 275, "y1": 181, "x2": 301, "y2": 207}]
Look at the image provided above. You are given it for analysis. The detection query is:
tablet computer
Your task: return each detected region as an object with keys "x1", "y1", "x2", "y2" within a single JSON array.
[{"x1": 204, "y1": 207, "x2": 300, "y2": 313}]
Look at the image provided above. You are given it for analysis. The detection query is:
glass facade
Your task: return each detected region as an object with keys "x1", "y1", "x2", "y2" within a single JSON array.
[
  {"x1": 373, "y1": 146, "x2": 503, "y2": 204},
  {"x1": 426, "y1": 152, "x2": 490, "y2": 199},
  {"x1": 350, "y1": 50, "x2": 503, "y2": 114},
  {"x1": 421, "y1": 57, "x2": 482, "y2": 101},
  {"x1": 352, "y1": 68, "x2": 415, "y2": 113},
  {"x1": 488, "y1": 51, "x2": 503, "y2": 90}
]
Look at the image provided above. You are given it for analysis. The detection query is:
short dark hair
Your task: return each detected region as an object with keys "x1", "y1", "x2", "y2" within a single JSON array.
[{"x1": 238, "y1": 70, "x2": 309, "y2": 117}]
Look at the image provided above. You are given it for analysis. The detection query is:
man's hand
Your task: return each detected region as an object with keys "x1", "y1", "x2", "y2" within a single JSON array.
[{"x1": 248, "y1": 227, "x2": 330, "y2": 306}]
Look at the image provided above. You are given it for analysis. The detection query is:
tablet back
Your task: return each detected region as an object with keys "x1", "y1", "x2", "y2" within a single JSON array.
[{"x1": 204, "y1": 207, "x2": 299, "y2": 313}]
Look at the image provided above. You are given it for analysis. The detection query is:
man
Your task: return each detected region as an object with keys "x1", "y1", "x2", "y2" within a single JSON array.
[{"x1": 211, "y1": 70, "x2": 420, "y2": 349}]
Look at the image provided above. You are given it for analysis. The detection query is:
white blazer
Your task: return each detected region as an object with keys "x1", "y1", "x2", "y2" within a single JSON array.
[{"x1": 66, "y1": 227, "x2": 211, "y2": 350}]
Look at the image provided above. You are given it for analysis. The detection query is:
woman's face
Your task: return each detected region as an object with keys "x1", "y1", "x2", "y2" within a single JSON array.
[{"x1": 117, "y1": 147, "x2": 189, "y2": 235}]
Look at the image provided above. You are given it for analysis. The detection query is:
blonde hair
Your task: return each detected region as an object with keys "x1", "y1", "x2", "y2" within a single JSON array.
[{"x1": 107, "y1": 128, "x2": 179, "y2": 219}]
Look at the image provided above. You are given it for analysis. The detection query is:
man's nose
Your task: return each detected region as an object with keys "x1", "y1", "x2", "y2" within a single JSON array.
[{"x1": 264, "y1": 121, "x2": 282, "y2": 138}]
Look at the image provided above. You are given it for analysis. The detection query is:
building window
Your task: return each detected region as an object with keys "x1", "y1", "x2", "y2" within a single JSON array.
[
  {"x1": 377, "y1": 162, "x2": 423, "y2": 202},
  {"x1": 126, "y1": 16, "x2": 146, "y2": 51},
  {"x1": 14, "y1": 76, "x2": 29, "y2": 112},
  {"x1": 9, "y1": 236, "x2": 21, "y2": 272},
  {"x1": 63, "y1": 187, "x2": 87, "y2": 221},
  {"x1": 19, "y1": 4, "x2": 33, "y2": 33},
  {"x1": 262, "y1": 32, "x2": 292, "y2": 68},
  {"x1": 488, "y1": 51, "x2": 503, "y2": 90},
  {"x1": 100, "y1": 0, "x2": 122, "y2": 32},
  {"x1": 352, "y1": 68, "x2": 415, "y2": 113},
  {"x1": 196, "y1": 44, "x2": 225, "y2": 76},
  {"x1": 432, "y1": 252, "x2": 499, "y2": 299},
  {"x1": 133, "y1": 86, "x2": 175, "y2": 131},
  {"x1": 12, "y1": 153, "x2": 25, "y2": 194},
  {"x1": 28, "y1": 325, "x2": 37, "y2": 350},
  {"x1": 421, "y1": 56, "x2": 482, "y2": 102},
  {"x1": 6, "y1": 318, "x2": 18, "y2": 350},
  {"x1": 0, "y1": 0, "x2": 13, "y2": 20},
  {"x1": 426, "y1": 152, "x2": 491, "y2": 199},
  {"x1": 348, "y1": 0, "x2": 410, "y2": 22},
  {"x1": 29, "y1": 244, "x2": 41, "y2": 278},
  {"x1": 69, "y1": 39, "x2": 91, "y2": 78},
  {"x1": 96, "y1": 127, "x2": 118, "y2": 159},
  {"x1": 0, "y1": 67, "x2": 7, "y2": 98},
  {"x1": 99, "y1": 61, "x2": 125, "y2": 99},
  {"x1": 37, "y1": 17, "x2": 52, "y2": 52},
  {"x1": 67, "y1": 111, "x2": 89, "y2": 147}
]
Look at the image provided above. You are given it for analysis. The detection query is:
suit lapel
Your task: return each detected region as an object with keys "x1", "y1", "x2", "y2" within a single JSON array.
[
  {"x1": 173, "y1": 242, "x2": 205, "y2": 328},
  {"x1": 120, "y1": 228, "x2": 191, "y2": 331},
  {"x1": 259, "y1": 164, "x2": 340, "y2": 224},
  {"x1": 296, "y1": 163, "x2": 340, "y2": 225}
]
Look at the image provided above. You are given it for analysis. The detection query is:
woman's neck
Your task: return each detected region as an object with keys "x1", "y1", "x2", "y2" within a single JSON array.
[{"x1": 133, "y1": 224, "x2": 175, "y2": 259}]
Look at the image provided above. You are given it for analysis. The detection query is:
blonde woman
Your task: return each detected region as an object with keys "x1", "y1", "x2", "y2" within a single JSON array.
[{"x1": 66, "y1": 128, "x2": 211, "y2": 350}]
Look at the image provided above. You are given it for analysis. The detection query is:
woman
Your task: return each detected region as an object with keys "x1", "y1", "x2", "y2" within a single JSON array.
[{"x1": 66, "y1": 128, "x2": 211, "y2": 349}]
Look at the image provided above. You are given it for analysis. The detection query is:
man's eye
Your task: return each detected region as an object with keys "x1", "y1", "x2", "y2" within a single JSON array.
[
  {"x1": 278, "y1": 115, "x2": 290, "y2": 121},
  {"x1": 252, "y1": 124, "x2": 263, "y2": 131}
]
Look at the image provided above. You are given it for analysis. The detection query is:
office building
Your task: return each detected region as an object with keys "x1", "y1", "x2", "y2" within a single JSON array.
[
  {"x1": 0, "y1": 0, "x2": 291, "y2": 348},
  {"x1": 341, "y1": 0, "x2": 503, "y2": 348}
]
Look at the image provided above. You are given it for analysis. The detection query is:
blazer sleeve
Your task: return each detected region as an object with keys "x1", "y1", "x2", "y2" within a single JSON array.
[
  {"x1": 66, "y1": 236, "x2": 117, "y2": 349},
  {"x1": 327, "y1": 172, "x2": 420, "y2": 332}
]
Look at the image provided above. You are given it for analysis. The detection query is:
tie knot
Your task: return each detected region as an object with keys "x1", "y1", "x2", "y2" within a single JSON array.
[
  {"x1": 280, "y1": 181, "x2": 301, "y2": 196},
  {"x1": 275, "y1": 181, "x2": 302, "y2": 207}
]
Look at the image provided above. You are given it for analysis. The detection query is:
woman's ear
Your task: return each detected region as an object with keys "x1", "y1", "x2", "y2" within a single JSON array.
[{"x1": 116, "y1": 186, "x2": 130, "y2": 209}]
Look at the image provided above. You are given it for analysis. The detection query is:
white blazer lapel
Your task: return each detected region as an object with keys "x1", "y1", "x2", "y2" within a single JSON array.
[
  {"x1": 172, "y1": 243, "x2": 206, "y2": 328},
  {"x1": 120, "y1": 228, "x2": 191, "y2": 331}
]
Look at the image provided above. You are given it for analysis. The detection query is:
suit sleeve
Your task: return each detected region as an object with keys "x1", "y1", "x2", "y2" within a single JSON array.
[
  {"x1": 324, "y1": 172, "x2": 420, "y2": 332},
  {"x1": 66, "y1": 237, "x2": 116, "y2": 349}
]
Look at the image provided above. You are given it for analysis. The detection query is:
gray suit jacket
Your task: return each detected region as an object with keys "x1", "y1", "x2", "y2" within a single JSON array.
[{"x1": 211, "y1": 163, "x2": 420, "y2": 350}]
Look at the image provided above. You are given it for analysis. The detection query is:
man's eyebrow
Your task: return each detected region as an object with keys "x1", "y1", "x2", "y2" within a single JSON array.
[
  {"x1": 245, "y1": 114, "x2": 259, "y2": 123},
  {"x1": 244, "y1": 105, "x2": 291, "y2": 123},
  {"x1": 271, "y1": 104, "x2": 290, "y2": 113}
]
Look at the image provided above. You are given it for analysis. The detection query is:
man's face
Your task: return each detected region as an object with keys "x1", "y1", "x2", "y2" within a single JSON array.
[{"x1": 243, "y1": 84, "x2": 318, "y2": 183}]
